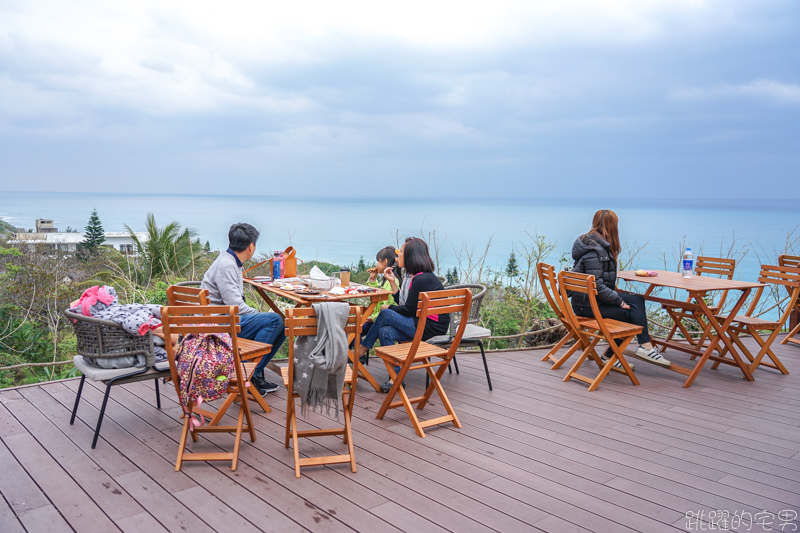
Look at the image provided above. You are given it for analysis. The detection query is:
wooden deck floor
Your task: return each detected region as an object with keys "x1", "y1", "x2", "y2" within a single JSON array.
[{"x1": 1, "y1": 336, "x2": 799, "y2": 533}]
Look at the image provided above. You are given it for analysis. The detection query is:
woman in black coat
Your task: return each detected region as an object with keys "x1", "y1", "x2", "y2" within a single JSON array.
[
  {"x1": 358, "y1": 237, "x2": 450, "y2": 391},
  {"x1": 571, "y1": 209, "x2": 670, "y2": 367}
]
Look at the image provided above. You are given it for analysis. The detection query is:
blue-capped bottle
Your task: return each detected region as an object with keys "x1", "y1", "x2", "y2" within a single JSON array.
[
  {"x1": 682, "y1": 248, "x2": 693, "y2": 278},
  {"x1": 272, "y1": 251, "x2": 282, "y2": 279}
]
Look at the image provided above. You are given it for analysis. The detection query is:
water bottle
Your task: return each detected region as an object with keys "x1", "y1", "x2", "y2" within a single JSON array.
[
  {"x1": 272, "y1": 251, "x2": 282, "y2": 279},
  {"x1": 682, "y1": 247, "x2": 693, "y2": 278},
  {"x1": 278, "y1": 251, "x2": 285, "y2": 278}
]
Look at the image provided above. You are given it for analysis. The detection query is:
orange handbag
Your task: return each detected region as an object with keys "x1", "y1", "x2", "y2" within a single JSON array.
[{"x1": 243, "y1": 247, "x2": 302, "y2": 277}]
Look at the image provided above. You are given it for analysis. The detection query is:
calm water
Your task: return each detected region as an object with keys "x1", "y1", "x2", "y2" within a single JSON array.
[{"x1": 1, "y1": 191, "x2": 799, "y2": 284}]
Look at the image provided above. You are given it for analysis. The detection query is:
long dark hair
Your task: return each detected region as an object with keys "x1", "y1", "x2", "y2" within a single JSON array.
[
  {"x1": 403, "y1": 237, "x2": 435, "y2": 275},
  {"x1": 376, "y1": 245, "x2": 401, "y2": 283},
  {"x1": 588, "y1": 209, "x2": 621, "y2": 260}
]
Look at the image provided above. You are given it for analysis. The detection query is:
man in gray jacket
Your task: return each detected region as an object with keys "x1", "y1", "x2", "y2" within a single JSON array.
[{"x1": 201, "y1": 223, "x2": 286, "y2": 394}]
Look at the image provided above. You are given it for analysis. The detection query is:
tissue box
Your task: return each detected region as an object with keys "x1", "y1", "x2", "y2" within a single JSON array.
[{"x1": 308, "y1": 278, "x2": 337, "y2": 291}]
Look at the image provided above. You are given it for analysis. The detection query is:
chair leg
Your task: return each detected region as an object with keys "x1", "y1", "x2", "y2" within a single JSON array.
[
  {"x1": 155, "y1": 378, "x2": 161, "y2": 410},
  {"x1": 71, "y1": 375, "x2": 85, "y2": 425},
  {"x1": 477, "y1": 341, "x2": 492, "y2": 391},
  {"x1": 92, "y1": 382, "x2": 113, "y2": 449},
  {"x1": 452, "y1": 355, "x2": 459, "y2": 374}
]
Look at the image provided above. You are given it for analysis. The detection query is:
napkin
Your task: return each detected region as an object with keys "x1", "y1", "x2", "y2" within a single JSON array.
[
  {"x1": 309, "y1": 265, "x2": 328, "y2": 280},
  {"x1": 329, "y1": 286, "x2": 346, "y2": 295}
]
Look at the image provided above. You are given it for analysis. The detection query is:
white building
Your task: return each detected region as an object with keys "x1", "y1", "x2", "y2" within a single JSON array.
[{"x1": 10, "y1": 232, "x2": 149, "y2": 254}]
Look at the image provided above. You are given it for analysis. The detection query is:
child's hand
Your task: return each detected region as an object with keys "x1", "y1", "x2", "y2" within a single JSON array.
[{"x1": 368, "y1": 271, "x2": 378, "y2": 282}]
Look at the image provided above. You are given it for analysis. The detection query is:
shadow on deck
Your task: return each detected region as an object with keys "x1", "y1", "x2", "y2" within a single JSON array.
[{"x1": 1, "y1": 336, "x2": 798, "y2": 532}]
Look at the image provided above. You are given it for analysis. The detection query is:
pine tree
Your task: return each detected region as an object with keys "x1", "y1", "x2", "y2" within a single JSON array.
[
  {"x1": 357, "y1": 256, "x2": 367, "y2": 272},
  {"x1": 205, "y1": 240, "x2": 211, "y2": 252},
  {"x1": 506, "y1": 250, "x2": 519, "y2": 278},
  {"x1": 446, "y1": 267, "x2": 460, "y2": 286},
  {"x1": 81, "y1": 209, "x2": 105, "y2": 253}
]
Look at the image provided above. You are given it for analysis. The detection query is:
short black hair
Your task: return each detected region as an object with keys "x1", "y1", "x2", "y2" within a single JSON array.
[
  {"x1": 228, "y1": 223, "x2": 260, "y2": 252},
  {"x1": 403, "y1": 237, "x2": 435, "y2": 275}
]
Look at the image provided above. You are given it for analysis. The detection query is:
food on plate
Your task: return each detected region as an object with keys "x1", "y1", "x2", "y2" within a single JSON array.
[{"x1": 295, "y1": 288, "x2": 320, "y2": 295}]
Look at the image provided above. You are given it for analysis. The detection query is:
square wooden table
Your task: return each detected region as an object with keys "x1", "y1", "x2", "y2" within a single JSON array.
[
  {"x1": 617, "y1": 270, "x2": 764, "y2": 388},
  {"x1": 243, "y1": 278, "x2": 394, "y2": 392}
]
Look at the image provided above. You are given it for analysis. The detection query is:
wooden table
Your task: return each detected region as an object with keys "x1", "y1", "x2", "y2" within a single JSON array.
[
  {"x1": 243, "y1": 278, "x2": 394, "y2": 392},
  {"x1": 617, "y1": 270, "x2": 764, "y2": 388}
]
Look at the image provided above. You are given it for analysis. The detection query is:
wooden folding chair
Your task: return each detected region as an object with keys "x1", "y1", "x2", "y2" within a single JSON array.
[
  {"x1": 712, "y1": 264, "x2": 800, "y2": 374},
  {"x1": 537, "y1": 263, "x2": 596, "y2": 369},
  {"x1": 375, "y1": 288, "x2": 471, "y2": 438},
  {"x1": 558, "y1": 271, "x2": 641, "y2": 391},
  {"x1": 660, "y1": 257, "x2": 736, "y2": 356},
  {"x1": 161, "y1": 305, "x2": 255, "y2": 471},
  {"x1": 165, "y1": 285, "x2": 273, "y2": 419},
  {"x1": 779, "y1": 255, "x2": 800, "y2": 347},
  {"x1": 283, "y1": 305, "x2": 362, "y2": 477}
]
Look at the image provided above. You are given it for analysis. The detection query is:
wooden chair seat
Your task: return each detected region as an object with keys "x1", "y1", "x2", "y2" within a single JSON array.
[
  {"x1": 283, "y1": 305, "x2": 363, "y2": 478},
  {"x1": 558, "y1": 271, "x2": 640, "y2": 391},
  {"x1": 710, "y1": 264, "x2": 800, "y2": 375},
  {"x1": 375, "y1": 288, "x2": 472, "y2": 438},
  {"x1": 714, "y1": 315, "x2": 780, "y2": 328},
  {"x1": 661, "y1": 257, "x2": 736, "y2": 352},
  {"x1": 537, "y1": 263, "x2": 603, "y2": 370},
  {"x1": 280, "y1": 365, "x2": 353, "y2": 387},
  {"x1": 375, "y1": 342, "x2": 449, "y2": 364},
  {"x1": 161, "y1": 305, "x2": 256, "y2": 472},
  {"x1": 578, "y1": 318, "x2": 643, "y2": 337}
]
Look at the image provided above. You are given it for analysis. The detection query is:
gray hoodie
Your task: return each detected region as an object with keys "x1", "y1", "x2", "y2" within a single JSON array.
[{"x1": 201, "y1": 251, "x2": 257, "y2": 314}]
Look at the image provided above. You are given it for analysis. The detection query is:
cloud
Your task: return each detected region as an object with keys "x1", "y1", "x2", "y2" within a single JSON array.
[
  {"x1": 0, "y1": 0, "x2": 798, "y2": 198},
  {"x1": 672, "y1": 80, "x2": 800, "y2": 105}
]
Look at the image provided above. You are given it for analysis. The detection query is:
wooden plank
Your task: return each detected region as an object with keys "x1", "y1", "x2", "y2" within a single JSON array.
[
  {"x1": 113, "y1": 380, "x2": 391, "y2": 533},
  {"x1": 17, "y1": 504, "x2": 75, "y2": 533},
  {"x1": 3, "y1": 430, "x2": 122, "y2": 532},
  {"x1": 0, "y1": 432, "x2": 53, "y2": 515},
  {"x1": 0, "y1": 487, "x2": 26, "y2": 533},
  {"x1": 11, "y1": 386, "x2": 146, "y2": 522},
  {"x1": 114, "y1": 512, "x2": 170, "y2": 533},
  {"x1": 113, "y1": 471, "x2": 215, "y2": 533}
]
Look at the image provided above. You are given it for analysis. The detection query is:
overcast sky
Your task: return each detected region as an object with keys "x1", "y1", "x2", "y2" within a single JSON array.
[{"x1": 1, "y1": 0, "x2": 798, "y2": 199}]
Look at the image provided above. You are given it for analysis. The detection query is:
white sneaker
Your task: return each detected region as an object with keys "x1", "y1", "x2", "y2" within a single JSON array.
[
  {"x1": 600, "y1": 353, "x2": 634, "y2": 371},
  {"x1": 634, "y1": 346, "x2": 671, "y2": 367}
]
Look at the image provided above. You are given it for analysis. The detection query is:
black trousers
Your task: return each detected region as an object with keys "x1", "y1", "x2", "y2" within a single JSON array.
[{"x1": 573, "y1": 291, "x2": 650, "y2": 346}]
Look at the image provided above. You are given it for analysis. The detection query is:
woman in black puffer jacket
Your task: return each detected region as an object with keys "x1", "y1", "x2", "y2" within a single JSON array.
[{"x1": 570, "y1": 209, "x2": 671, "y2": 367}]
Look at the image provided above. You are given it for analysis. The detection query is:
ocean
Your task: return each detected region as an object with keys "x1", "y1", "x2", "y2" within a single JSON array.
[{"x1": 1, "y1": 191, "x2": 799, "y2": 286}]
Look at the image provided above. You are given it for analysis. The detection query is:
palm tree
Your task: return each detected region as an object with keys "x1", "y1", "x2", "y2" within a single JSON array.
[{"x1": 125, "y1": 213, "x2": 203, "y2": 282}]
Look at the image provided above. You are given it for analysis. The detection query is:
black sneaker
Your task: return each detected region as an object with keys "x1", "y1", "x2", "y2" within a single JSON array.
[
  {"x1": 359, "y1": 354, "x2": 369, "y2": 365},
  {"x1": 380, "y1": 380, "x2": 405, "y2": 393},
  {"x1": 251, "y1": 376, "x2": 279, "y2": 394}
]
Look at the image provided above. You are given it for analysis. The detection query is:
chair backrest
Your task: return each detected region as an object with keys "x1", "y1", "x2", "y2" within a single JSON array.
[
  {"x1": 692, "y1": 257, "x2": 736, "y2": 309},
  {"x1": 695, "y1": 257, "x2": 736, "y2": 278},
  {"x1": 743, "y1": 265, "x2": 800, "y2": 324},
  {"x1": 444, "y1": 284, "x2": 487, "y2": 328},
  {"x1": 779, "y1": 255, "x2": 800, "y2": 269},
  {"x1": 167, "y1": 285, "x2": 209, "y2": 306},
  {"x1": 285, "y1": 305, "x2": 363, "y2": 393},
  {"x1": 411, "y1": 288, "x2": 472, "y2": 360},
  {"x1": 537, "y1": 263, "x2": 571, "y2": 327},
  {"x1": 160, "y1": 305, "x2": 246, "y2": 406},
  {"x1": 557, "y1": 271, "x2": 610, "y2": 341}
]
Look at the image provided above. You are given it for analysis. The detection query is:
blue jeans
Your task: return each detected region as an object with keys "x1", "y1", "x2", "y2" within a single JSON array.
[
  {"x1": 362, "y1": 309, "x2": 416, "y2": 350},
  {"x1": 239, "y1": 312, "x2": 286, "y2": 377}
]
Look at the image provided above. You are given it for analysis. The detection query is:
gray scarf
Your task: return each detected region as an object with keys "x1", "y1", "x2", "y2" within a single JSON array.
[
  {"x1": 399, "y1": 274, "x2": 413, "y2": 305},
  {"x1": 292, "y1": 302, "x2": 350, "y2": 420}
]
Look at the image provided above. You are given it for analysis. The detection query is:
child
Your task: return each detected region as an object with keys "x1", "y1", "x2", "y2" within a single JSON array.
[
  {"x1": 359, "y1": 237, "x2": 450, "y2": 392},
  {"x1": 358, "y1": 246, "x2": 402, "y2": 364}
]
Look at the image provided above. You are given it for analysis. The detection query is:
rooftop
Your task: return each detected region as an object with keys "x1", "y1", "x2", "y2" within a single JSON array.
[{"x1": 1, "y1": 337, "x2": 798, "y2": 532}]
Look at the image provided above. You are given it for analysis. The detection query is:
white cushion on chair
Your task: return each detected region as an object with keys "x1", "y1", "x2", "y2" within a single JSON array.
[
  {"x1": 154, "y1": 360, "x2": 171, "y2": 371},
  {"x1": 73, "y1": 355, "x2": 147, "y2": 382},
  {"x1": 463, "y1": 324, "x2": 491, "y2": 339},
  {"x1": 428, "y1": 324, "x2": 492, "y2": 345}
]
